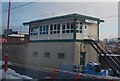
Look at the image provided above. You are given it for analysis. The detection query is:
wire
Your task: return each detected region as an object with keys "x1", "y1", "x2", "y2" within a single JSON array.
[
  {"x1": 4, "y1": 2, "x2": 99, "y2": 22},
  {"x1": 0, "y1": 0, "x2": 38, "y2": 13},
  {"x1": 1, "y1": 1, "x2": 119, "y2": 33},
  {"x1": 101, "y1": 15, "x2": 119, "y2": 19}
]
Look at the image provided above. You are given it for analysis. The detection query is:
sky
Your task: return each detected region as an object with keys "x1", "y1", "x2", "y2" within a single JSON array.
[{"x1": 0, "y1": 0, "x2": 119, "y2": 40}]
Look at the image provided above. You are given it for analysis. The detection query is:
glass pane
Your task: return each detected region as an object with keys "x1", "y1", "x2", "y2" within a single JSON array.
[
  {"x1": 31, "y1": 27, "x2": 34, "y2": 32},
  {"x1": 62, "y1": 24, "x2": 65, "y2": 29},
  {"x1": 57, "y1": 31, "x2": 60, "y2": 33},
  {"x1": 46, "y1": 25, "x2": 48, "y2": 31},
  {"x1": 57, "y1": 24, "x2": 60, "y2": 30},
  {"x1": 40, "y1": 26, "x2": 42, "y2": 31},
  {"x1": 67, "y1": 23, "x2": 69, "y2": 29},
  {"x1": 58, "y1": 53, "x2": 65, "y2": 59},
  {"x1": 43, "y1": 26, "x2": 46, "y2": 31},
  {"x1": 53, "y1": 31, "x2": 56, "y2": 34},
  {"x1": 54, "y1": 24, "x2": 57, "y2": 30},
  {"x1": 62, "y1": 30, "x2": 65, "y2": 33},
  {"x1": 71, "y1": 30, "x2": 73, "y2": 33},
  {"x1": 50, "y1": 25, "x2": 53, "y2": 30},
  {"x1": 76, "y1": 30, "x2": 79, "y2": 33},
  {"x1": 71, "y1": 22, "x2": 74, "y2": 29},
  {"x1": 50, "y1": 31, "x2": 52, "y2": 34},
  {"x1": 66, "y1": 30, "x2": 69, "y2": 33},
  {"x1": 80, "y1": 30, "x2": 82, "y2": 33}
]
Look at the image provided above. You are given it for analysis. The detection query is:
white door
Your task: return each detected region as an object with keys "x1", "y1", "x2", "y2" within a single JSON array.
[{"x1": 83, "y1": 25, "x2": 88, "y2": 39}]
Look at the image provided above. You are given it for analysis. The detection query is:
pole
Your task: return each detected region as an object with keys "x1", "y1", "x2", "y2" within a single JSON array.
[
  {"x1": 4, "y1": 0, "x2": 11, "y2": 72},
  {"x1": 7, "y1": 0, "x2": 11, "y2": 30}
]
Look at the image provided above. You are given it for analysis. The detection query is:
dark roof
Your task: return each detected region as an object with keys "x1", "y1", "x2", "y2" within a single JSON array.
[{"x1": 23, "y1": 13, "x2": 104, "y2": 25}]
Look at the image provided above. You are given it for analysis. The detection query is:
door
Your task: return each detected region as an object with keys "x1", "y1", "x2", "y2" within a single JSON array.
[
  {"x1": 83, "y1": 25, "x2": 88, "y2": 39},
  {"x1": 80, "y1": 52, "x2": 86, "y2": 65}
]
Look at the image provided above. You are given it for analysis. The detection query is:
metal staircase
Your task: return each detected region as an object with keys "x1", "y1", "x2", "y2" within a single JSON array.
[{"x1": 84, "y1": 38, "x2": 120, "y2": 76}]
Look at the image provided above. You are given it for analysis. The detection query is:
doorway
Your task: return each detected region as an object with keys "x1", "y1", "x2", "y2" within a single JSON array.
[
  {"x1": 83, "y1": 25, "x2": 88, "y2": 39},
  {"x1": 80, "y1": 52, "x2": 86, "y2": 65}
]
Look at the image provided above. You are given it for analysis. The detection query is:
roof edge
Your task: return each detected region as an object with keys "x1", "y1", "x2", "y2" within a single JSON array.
[{"x1": 23, "y1": 13, "x2": 104, "y2": 25}]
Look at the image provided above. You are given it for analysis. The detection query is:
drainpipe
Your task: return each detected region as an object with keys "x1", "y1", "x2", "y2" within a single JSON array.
[{"x1": 97, "y1": 22, "x2": 100, "y2": 42}]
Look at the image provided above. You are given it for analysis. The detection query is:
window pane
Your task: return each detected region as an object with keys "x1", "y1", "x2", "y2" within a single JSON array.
[
  {"x1": 57, "y1": 31, "x2": 60, "y2": 33},
  {"x1": 71, "y1": 30, "x2": 73, "y2": 33},
  {"x1": 40, "y1": 26, "x2": 42, "y2": 31},
  {"x1": 33, "y1": 33, "x2": 35, "y2": 35},
  {"x1": 80, "y1": 23, "x2": 82, "y2": 29},
  {"x1": 57, "y1": 24, "x2": 60, "y2": 30},
  {"x1": 62, "y1": 31, "x2": 65, "y2": 33},
  {"x1": 43, "y1": 26, "x2": 46, "y2": 31},
  {"x1": 50, "y1": 31, "x2": 53, "y2": 34},
  {"x1": 33, "y1": 51, "x2": 38, "y2": 57},
  {"x1": 62, "y1": 24, "x2": 65, "y2": 33},
  {"x1": 80, "y1": 26, "x2": 82, "y2": 29},
  {"x1": 50, "y1": 25, "x2": 53, "y2": 30},
  {"x1": 54, "y1": 24, "x2": 57, "y2": 30},
  {"x1": 67, "y1": 23, "x2": 69, "y2": 29},
  {"x1": 31, "y1": 27, "x2": 34, "y2": 32},
  {"x1": 58, "y1": 53, "x2": 65, "y2": 59},
  {"x1": 40, "y1": 26, "x2": 42, "y2": 34},
  {"x1": 40, "y1": 32, "x2": 42, "y2": 34},
  {"x1": 46, "y1": 25, "x2": 48, "y2": 31},
  {"x1": 44, "y1": 52, "x2": 50, "y2": 58},
  {"x1": 45, "y1": 25, "x2": 48, "y2": 34},
  {"x1": 50, "y1": 25, "x2": 53, "y2": 34},
  {"x1": 80, "y1": 30, "x2": 82, "y2": 33},
  {"x1": 66, "y1": 30, "x2": 69, "y2": 33},
  {"x1": 53, "y1": 31, "x2": 56, "y2": 34},
  {"x1": 62, "y1": 24, "x2": 65, "y2": 29},
  {"x1": 76, "y1": 30, "x2": 79, "y2": 33},
  {"x1": 36, "y1": 33, "x2": 38, "y2": 35},
  {"x1": 71, "y1": 22, "x2": 74, "y2": 29}
]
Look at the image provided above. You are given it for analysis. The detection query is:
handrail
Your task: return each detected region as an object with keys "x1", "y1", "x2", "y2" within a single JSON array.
[
  {"x1": 104, "y1": 45, "x2": 120, "y2": 64},
  {"x1": 96, "y1": 41, "x2": 120, "y2": 68},
  {"x1": 87, "y1": 35, "x2": 120, "y2": 69}
]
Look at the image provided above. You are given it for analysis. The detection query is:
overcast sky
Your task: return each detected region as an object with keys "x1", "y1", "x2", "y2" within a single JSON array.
[{"x1": 1, "y1": 1, "x2": 119, "y2": 40}]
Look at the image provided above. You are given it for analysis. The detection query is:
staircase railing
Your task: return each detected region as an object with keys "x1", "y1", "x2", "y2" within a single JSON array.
[
  {"x1": 104, "y1": 44, "x2": 120, "y2": 65},
  {"x1": 87, "y1": 35, "x2": 120, "y2": 69}
]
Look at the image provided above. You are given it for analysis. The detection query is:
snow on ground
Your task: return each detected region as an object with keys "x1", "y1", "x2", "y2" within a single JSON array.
[{"x1": 0, "y1": 60, "x2": 33, "y2": 79}]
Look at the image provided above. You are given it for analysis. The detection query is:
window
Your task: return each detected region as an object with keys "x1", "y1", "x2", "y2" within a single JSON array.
[
  {"x1": 66, "y1": 23, "x2": 73, "y2": 33},
  {"x1": 30, "y1": 26, "x2": 38, "y2": 35},
  {"x1": 33, "y1": 51, "x2": 38, "y2": 57},
  {"x1": 44, "y1": 52, "x2": 51, "y2": 58},
  {"x1": 76, "y1": 22, "x2": 83, "y2": 33},
  {"x1": 53, "y1": 24, "x2": 57, "y2": 34},
  {"x1": 58, "y1": 53, "x2": 65, "y2": 59},
  {"x1": 50, "y1": 23, "x2": 60, "y2": 34},
  {"x1": 39, "y1": 25, "x2": 48, "y2": 35}
]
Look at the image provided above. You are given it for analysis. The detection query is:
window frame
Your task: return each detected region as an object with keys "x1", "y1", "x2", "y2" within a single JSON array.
[{"x1": 76, "y1": 22, "x2": 83, "y2": 33}]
